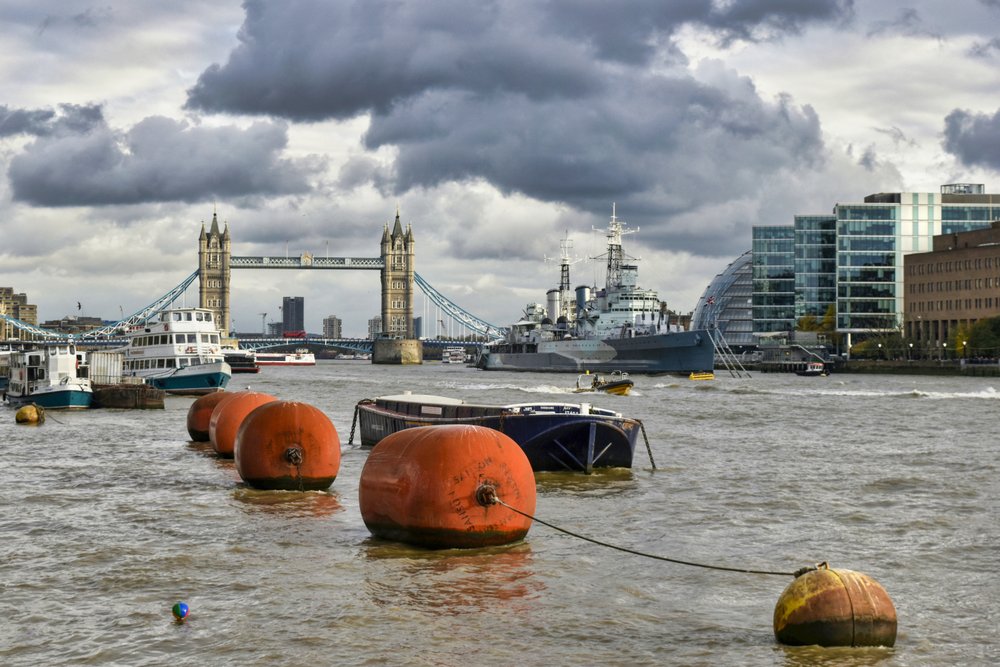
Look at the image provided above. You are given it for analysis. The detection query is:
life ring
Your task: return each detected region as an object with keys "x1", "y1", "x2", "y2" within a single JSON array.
[{"x1": 185, "y1": 346, "x2": 195, "y2": 353}]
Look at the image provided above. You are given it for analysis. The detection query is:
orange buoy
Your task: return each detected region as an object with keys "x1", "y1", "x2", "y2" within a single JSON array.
[
  {"x1": 774, "y1": 564, "x2": 897, "y2": 647},
  {"x1": 358, "y1": 424, "x2": 536, "y2": 549},
  {"x1": 209, "y1": 391, "x2": 278, "y2": 457},
  {"x1": 186, "y1": 391, "x2": 229, "y2": 441},
  {"x1": 234, "y1": 400, "x2": 341, "y2": 491}
]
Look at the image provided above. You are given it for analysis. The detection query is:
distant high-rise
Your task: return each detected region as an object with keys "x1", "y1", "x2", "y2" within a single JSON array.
[
  {"x1": 367, "y1": 316, "x2": 382, "y2": 339},
  {"x1": 0, "y1": 287, "x2": 38, "y2": 340},
  {"x1": 282, "y1": 296, "x2": 305, "y2": 334},
  {"x1": 323, "y1": 315, "x2": 342, "y2": 338}
]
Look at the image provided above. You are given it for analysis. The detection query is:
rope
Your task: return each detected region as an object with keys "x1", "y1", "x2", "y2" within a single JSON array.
[
  {"x1": 636, "y1": 419, "x2": 656, "y2": 470},
  {"x1": 484, "y1": 491, "x2": 799, "y2": 577}
]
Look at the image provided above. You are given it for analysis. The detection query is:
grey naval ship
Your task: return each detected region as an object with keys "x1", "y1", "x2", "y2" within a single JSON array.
[{"x1": 477, "y1": 207, "x2": 716, "y2": 375}]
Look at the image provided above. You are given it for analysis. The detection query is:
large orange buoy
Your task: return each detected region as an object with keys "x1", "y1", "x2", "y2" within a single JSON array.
[
  {"x1": 358, "y1": 424, "x2": 536, "y2": 549},
  {"x1": 209, "y1": 391, "x2": 278, "y2": 457},
  {"x1": 774, "y1": 563, "x2": 897, "y2": 647},
  {"x1": 186, "y1": 391, "x2": 229, "y2": 441},
  {"x1": 234, "y1": 400, "x2": 341, "y2": 491}
]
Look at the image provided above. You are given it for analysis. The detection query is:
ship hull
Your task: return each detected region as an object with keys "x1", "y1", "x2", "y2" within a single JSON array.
[{"x1": 481, "y1": 330, "x2": 714, "y2": 374}]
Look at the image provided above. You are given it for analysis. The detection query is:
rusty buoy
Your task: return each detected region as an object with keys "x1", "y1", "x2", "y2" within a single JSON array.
[
  {"x1": 185, "y1": 391, "x2": 229, "y2": 441},
  {"x1": 234, "y1": 400, "x2": 341, "y2": 491},
  {"x1": 15, "y1": 404, "x2": 45, "y2": 425},
  {"x1": 358, "y1": 424, "x2": 536, "y2": 549},
  {"x1": 209, "y1": 391, "x2": 278, "y2": 457},
  {"x1": 774, "y1": 563, "x2": 897, "y2": 647}
]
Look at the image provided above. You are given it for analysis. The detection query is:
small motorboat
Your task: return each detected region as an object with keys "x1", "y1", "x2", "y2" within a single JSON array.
[
  {"x1": 796, "y1": 361, "x2": 828, "y2": 377},
  {"x1": 573, "y1": 371, "x2": 634, "y2": 396},
  {"x1": 689, "y1": 371, "x2": 715, "y2": 381}
]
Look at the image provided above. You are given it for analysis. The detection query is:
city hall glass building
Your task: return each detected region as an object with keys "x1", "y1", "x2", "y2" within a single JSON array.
[{"x1": 751, "y1": 184, "x2": 1000, "y2": 342}]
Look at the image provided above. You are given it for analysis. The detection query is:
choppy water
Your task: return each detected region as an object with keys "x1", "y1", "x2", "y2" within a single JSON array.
[{"x1": 2, "y1": 363, "x2": 998, "y2": 666}]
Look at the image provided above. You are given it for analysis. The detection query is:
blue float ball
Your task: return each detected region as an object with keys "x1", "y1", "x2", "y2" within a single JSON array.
[{"x1": 172, "y1": 602, "x2": 189, "y2": 620}]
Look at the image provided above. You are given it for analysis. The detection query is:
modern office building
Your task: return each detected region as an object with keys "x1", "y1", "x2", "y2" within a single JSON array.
[
  {"x1": 904, "y1": 220, "x2": 1000, "y2": 348},
  {"x1": 749, "y1": 184, "x2": 1000, "y2": 344},
  {"x1": 282, "y1": 296, "x2": 305, "y2": 334},
  {"x1": 323, "y1": 315, "x2": 342, "y2": 339},
  {"x1": 751, "y1": 226, "x2": 795, "y2": 333},
  {"x1": 367, "y1": 316, "x2": 382, "y2": 339},
  {"x1": 692, "y1": 251, "x2": 754, "y2": 348}
]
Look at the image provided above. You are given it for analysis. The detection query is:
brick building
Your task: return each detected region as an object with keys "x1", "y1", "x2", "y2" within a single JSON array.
[{"x1": 904, "y1": 220, "x2": 1000, "y2": 347}]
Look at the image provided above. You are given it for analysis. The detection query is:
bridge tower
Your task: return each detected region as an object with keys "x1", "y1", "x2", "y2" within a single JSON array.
[
  {"x1": 380, "y1": 209, "x2": 415, "y2": 338},
  {"x1": 198, "y1": 212, "x2": 232, "y2": 334}
]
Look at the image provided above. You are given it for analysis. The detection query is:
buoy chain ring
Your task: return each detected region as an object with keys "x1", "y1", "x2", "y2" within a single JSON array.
[
  {"x1": 475, "y1": 483, "x2": 499, "y2": 507},
  {"x1": 284, "y1": 447, "x2": 304, "y2": 466}
]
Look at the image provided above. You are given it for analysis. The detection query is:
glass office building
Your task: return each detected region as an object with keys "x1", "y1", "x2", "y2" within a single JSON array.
[
  {"x1": 751, "y1": 226, "x2": 795, "y2": 333},
  {"x1": 747, "y1": 184, "x2": 1000, "y2": 340}
]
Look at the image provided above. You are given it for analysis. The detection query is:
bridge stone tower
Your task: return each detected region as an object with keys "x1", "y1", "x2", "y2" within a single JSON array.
[
  {"x1": 198, "y1": 212, "x2": 232, "y2": 334},
  {"x1": 380, "y1": 209, "x2": 415, "y2": 338}
]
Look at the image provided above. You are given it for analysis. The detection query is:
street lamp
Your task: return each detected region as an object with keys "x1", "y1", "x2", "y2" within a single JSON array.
[
  {"x1": 908, "y1": 342, "x2": 913, "y2": 361},
  {"x1": 877, "y1": 343, "x2": 882, "y2": 360},
  {"x1": 963, "y1": 340, "x2": 968, "y2": 360},
  {"x1": 942, "y1": 342, "x2": 947, "y2": 361}
]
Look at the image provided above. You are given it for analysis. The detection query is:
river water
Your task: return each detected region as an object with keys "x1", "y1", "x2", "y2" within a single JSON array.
[{"x1": 1, "y1": 362, "x2": 997, "y2": 666}]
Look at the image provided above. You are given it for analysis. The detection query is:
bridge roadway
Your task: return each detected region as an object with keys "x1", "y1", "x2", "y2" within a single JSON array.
[{"x1": 2, "y1": 336, "x2": 481, "y2": 353}]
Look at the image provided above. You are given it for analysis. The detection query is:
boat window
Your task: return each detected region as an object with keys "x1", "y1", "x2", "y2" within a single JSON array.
[
  {"x1": 166, "y1": 359, "x2": 175, "y2": 368},
  {"x1": 205, "y1": 313, "x2": 213, "y2": 322},
  {"x1": 173, "y1": 313, "x2": 182, "y2": 321},
  {"x1": 187, "y1": 334, "x2": 197, "y2": 343},
  {"x1": 179, "y1": 358, "x2": 188, "y2": 367},
  {"x1": 210, "y1": 334, "x2": 219, "y2": 344},
  {"x1": 196, "y1": 312, "x2": 204, "y2": 321},
  {"x1": 185, "y1": 312, "x2": 192, "y2": 320}
]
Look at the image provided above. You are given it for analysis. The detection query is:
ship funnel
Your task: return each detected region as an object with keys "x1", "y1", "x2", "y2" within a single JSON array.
[
  {"x1": 575, "y1": 285, "x2": 591, "y2": 319},
  {"x1": 546, "y1": 289, "x2": 560, "y2": 323}
]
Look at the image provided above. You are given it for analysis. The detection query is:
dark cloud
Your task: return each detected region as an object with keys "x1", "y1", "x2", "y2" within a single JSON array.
[
  {"x1": 185, "y1": 0, "x2": 834, "y2": 253},
  {"x1": 8, "y1": 114, "x2": 319, "y2": 206},
  {"x1": 942, "y1": 108, "x2": 1000, "y2": 171},
  {"x1": 873, "y1": 125, "x2": 917, "y2": 147},
  {"x1": 0, "y1": 103, "x2": 103, "y2": 137}
]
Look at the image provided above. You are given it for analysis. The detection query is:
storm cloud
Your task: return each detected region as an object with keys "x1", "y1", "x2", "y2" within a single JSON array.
[
  {"x1": 942, "y1": 108, "x2": 1000, "y2": 171},
  {"x1": 185, "y1": 0, "x2": 839, "y2": 242},
  {"x1": 7, "y1": 111, "x2": 319, "y2": 206}
]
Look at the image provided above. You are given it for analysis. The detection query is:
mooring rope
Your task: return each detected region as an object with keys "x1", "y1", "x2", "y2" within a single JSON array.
[
  {"x1": 483, "y1": 490, "x2": 800, "y2": 577},
  {"x1": 636, "y1": 419, "x2": 656, "y2": 470}
]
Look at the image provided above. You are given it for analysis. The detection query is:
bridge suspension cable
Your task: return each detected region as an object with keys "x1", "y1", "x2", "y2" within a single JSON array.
[
  {"x1": 413, "y1": 272, "x2": 507, "y2": 339},
  {"x1": 77, "y1": 270, "x2": 200, "y2": 339}
]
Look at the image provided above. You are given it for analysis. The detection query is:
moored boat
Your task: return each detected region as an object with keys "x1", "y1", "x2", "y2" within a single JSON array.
[
  {"x1": 478, "y1": 206, "x2": 715, "y2": 374},
  {"x1": 255, "y1": 348, "x2": 316, "y2": 366},
  {"x1": 573, "y1": 370, "x2": 634, "y2": 395},
  {"x1": 223, "y1": 348, "x2": 260, "y2": 373},
  {"x1": 796, "y1": 361, "x2": 828, "y2": 377},
  {"x1": 3, "y1": 343, "x2": 93, "y2": 409},
  {"x1": 352, "y1": 393, "x2": 642, "y2": 473},
  {"x1": 119, "y1": 307, "x2": 231, "y2": 395}
]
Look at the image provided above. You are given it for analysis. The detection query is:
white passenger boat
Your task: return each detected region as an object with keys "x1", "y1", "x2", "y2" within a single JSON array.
[
  {"x1": 3, "y1": 343, "x2": 93, "y2": 409},
  {"x1": 121, "y1": 307, "x2": 231, "y2": 395},
  {"x1": 255, "y1": 349, "x2": 316, "y2": 366}
]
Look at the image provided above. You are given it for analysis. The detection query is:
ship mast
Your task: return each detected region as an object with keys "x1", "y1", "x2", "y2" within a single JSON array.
[
  {"x1": 604, "y1": 203, "x2": 635, "y2": 290},
  {"x1": 558, "y1": 233, "x2": 573, "y2": 320}
]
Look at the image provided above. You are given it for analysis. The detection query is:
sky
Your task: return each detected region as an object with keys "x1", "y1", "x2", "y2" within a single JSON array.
[{"x1": 2, "y1": 0, "x2": 1000, "y2": 337}]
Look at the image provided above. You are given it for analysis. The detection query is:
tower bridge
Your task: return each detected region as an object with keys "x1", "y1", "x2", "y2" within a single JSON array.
[{"x1": 2, "y1": 210, "x2": 507, "y2": 347}]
